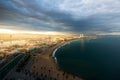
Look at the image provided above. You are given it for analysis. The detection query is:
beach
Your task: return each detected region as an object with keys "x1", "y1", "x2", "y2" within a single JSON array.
[{"x1": 31, "y1": 39, "x2": 83, "y2": 80}]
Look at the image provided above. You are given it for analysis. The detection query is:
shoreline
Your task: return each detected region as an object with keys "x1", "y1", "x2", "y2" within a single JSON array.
[
  {"x1": 52, "y1": 40, "x2": 76, "y2": 64},
  {"x1": 32, "y1": 39, "x2": 83, "y2": 80},
  {"x1": 52, "y1": 39, "x2": 79, "y2": 57}
]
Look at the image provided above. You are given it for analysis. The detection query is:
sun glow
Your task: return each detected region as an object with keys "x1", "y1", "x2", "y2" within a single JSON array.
[{"x1": 0, "y1": 29, "x2": 64, "y2": 35}]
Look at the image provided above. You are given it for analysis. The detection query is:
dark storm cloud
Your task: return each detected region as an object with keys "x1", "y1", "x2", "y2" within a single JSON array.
[{"x1": 0, "y1": 0, "x2": 120, "y2": 34}]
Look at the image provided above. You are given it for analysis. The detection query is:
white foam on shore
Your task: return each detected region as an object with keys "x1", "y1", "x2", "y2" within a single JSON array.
[
  {"x1": 52, "y1": 41, "x2": 71, "y2": 63},
  {"x1": 52, "y1": 39, "x2": 79, "y2": 64},
  {"x1": 52, "y1": 40, "x2": 78, "y2": 57},
  {"x1": 52, "y1": 47, "x2": 60, "y2": 63},
  {"x1": 52, "y1": 48, "x2": 58, "y2": 57},
  {"x1": 52, "y1": 43, "x2": 67, "y2": 58}
]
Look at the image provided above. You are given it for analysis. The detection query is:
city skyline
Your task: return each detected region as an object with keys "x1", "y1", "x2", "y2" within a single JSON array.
[{"x1": 0, "y1": 0, "x2": 120, "y2": 35}]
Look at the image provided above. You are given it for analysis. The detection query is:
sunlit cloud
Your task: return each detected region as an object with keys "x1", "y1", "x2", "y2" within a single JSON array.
[{"x1": 0, "y1": 28, "x2": 67, "y2": 35}]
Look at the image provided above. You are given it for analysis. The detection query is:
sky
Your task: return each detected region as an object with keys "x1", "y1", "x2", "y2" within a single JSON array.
[{"x1": 0, "y1": 0, "x2": 120, "y2": 35}]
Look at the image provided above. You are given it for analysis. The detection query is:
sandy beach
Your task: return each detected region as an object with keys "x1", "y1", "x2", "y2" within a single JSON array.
[{"x1": 31, "y1": 40, "x2": 83, "y2": 80}]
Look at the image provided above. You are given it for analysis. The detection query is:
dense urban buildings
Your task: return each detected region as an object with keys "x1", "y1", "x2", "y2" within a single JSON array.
[{"x1": 0, "y1": 33, "x2": 97, "y2": 80}]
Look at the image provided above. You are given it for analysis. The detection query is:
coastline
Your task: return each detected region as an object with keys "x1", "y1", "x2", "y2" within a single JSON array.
[
  {"x1": 52, "y1": 39, "x2": 76, "y2": 64},
  {"x1": 31, "y1": 39, "x2": 83, "y2": 80},
  {"x1": 52, "y1": 39, "x2": 79, "y2": 57}
]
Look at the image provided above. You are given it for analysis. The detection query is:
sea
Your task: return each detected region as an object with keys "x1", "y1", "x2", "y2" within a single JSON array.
[{"x1": 55, "y1": 36, "x2": 120, "y2": 80}]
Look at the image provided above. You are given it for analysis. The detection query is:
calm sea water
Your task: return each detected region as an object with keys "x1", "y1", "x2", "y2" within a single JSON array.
[{"x1": 55, "y1": 36, "x2": 120, "y2": 80}]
